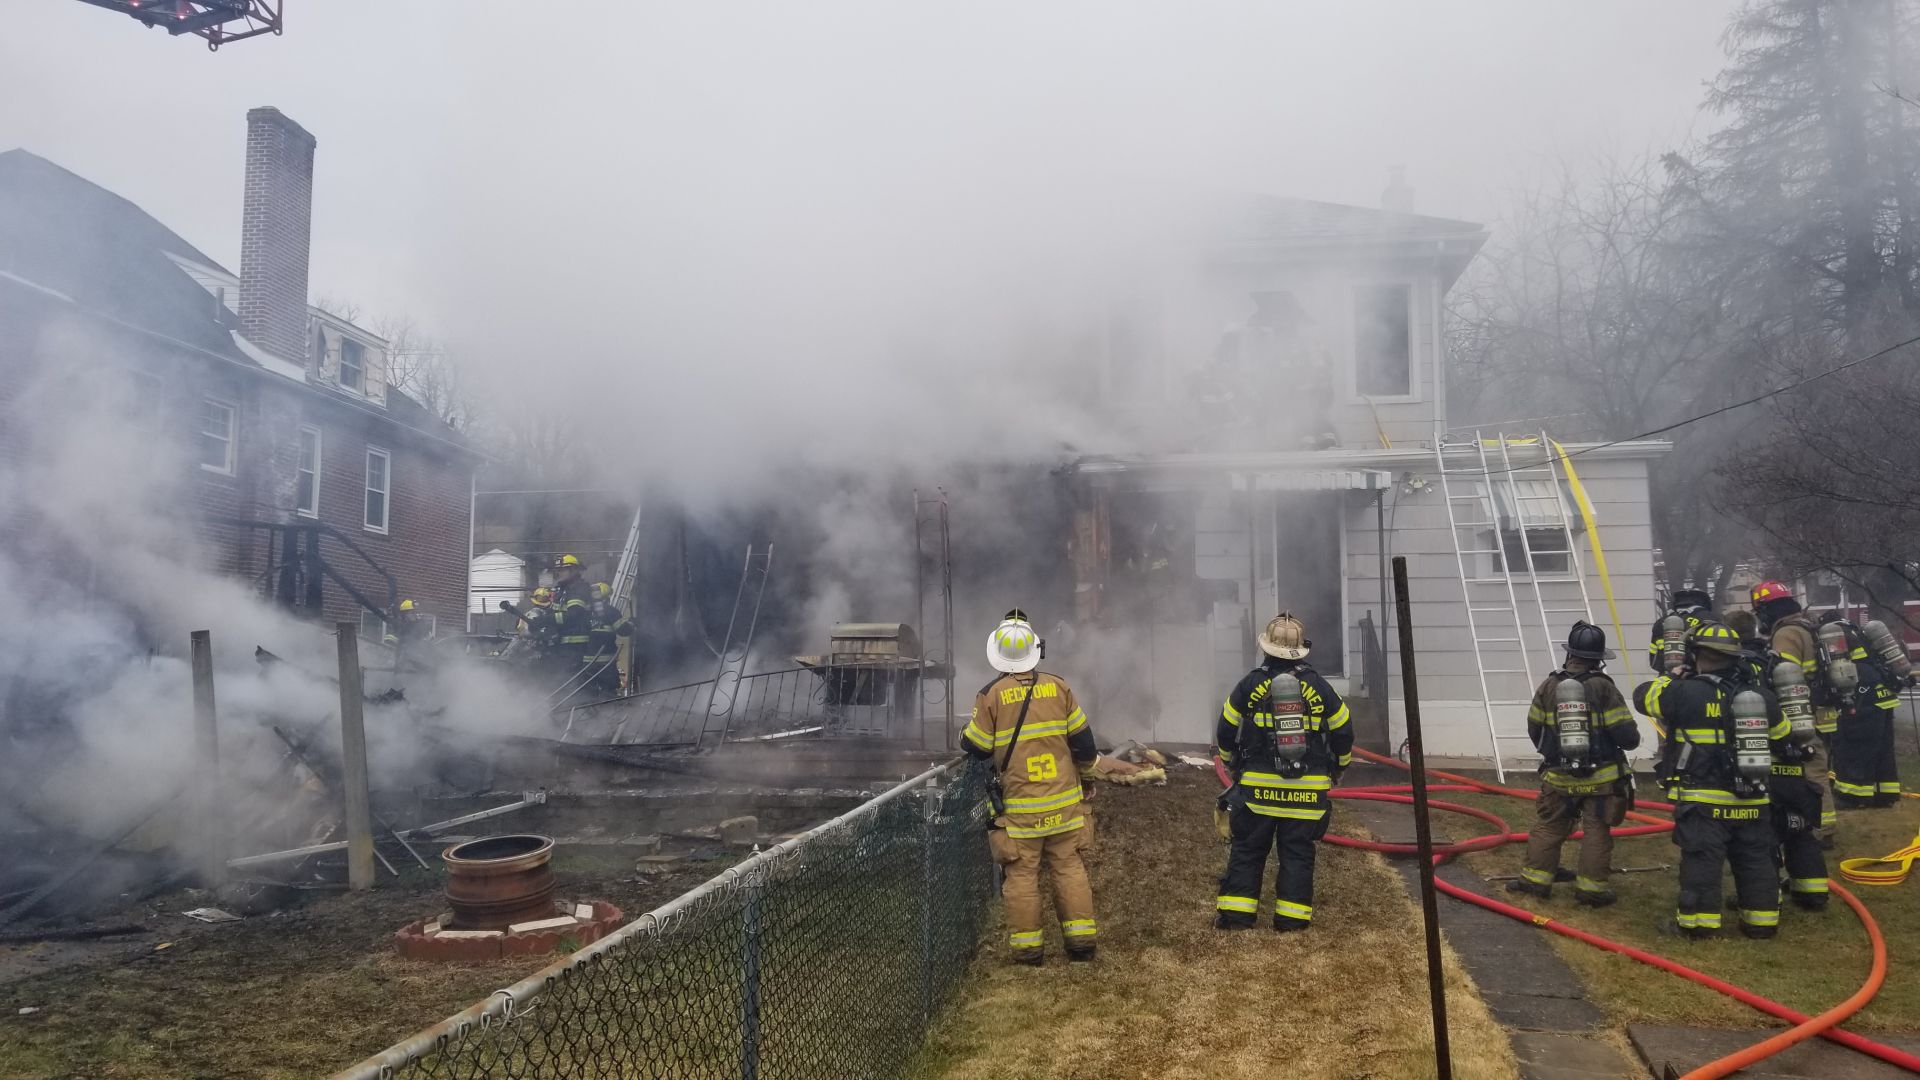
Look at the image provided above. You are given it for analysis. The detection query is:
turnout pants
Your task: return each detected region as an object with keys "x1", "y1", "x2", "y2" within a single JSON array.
[
  {"x1": 1521, "y1": 786, "x2": 1626, "y2": 896},
  {"x1": 1000, "y1": 824, "x2": 1096, "y2": 954},
  {"x1": 1672, "y1": 801, "x2": 1779, "y2": 937},
  {"x1": 1831, "y1": 706, "x2": 1899, "y2": 806},
  {"x1": 1805, "y1": 737, "x2": 1835, "y2": 837},
  {"x1": 1769, "y1": 772, "x2": 1830, "y2": 908},
  {"x1": 1216, "y1": 787, "x2": 1328, "y2": 928}
]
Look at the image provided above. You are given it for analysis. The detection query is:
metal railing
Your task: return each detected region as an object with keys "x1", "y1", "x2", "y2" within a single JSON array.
[
  {"x1": 567, "y1": 665, "x2": 935, "y2": 747},
  {"x1": 331, "y1": 759, "x2": 991, "y2": 1080}
]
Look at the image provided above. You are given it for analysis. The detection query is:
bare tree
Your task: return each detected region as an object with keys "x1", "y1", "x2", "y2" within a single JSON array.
[{"x1": 1449, "y1": 154, "x2": 1751, "y2": 593}]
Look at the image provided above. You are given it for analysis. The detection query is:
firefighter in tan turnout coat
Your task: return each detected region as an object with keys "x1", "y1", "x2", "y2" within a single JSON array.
[{"x1": 963, "y1": 610, "x2": 1100, "y2": 965}]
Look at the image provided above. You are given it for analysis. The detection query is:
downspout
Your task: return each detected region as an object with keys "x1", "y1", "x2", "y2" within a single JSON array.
[
  {"x1": 465, "y1": 471, "x2": 477, "y2": 634},
  {"x1": 1377, "y1": 485, "x2": 1391, "y2": 751}
]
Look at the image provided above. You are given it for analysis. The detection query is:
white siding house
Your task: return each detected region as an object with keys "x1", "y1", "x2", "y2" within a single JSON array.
[{"x1": 1060, "y1": 195, "x2": 1666, "y2": 768}]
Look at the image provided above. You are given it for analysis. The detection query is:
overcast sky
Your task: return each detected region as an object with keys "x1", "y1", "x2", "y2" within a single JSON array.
[
  {"x1": 0, "y1": 2, "x2": 1747, "y2": 490},
  {"x1": 2, "y1": 2, "x2": 1738, "y2": 329}
]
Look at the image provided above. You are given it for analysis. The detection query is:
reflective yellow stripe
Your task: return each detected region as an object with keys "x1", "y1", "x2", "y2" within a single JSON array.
[
  {"x1": 1789, "y1": 877, "x2": 1830, "y2": 893},
  {"x1": 1602, "y1": 707, "x2": 1634, "y2": 726},
  {"x1": 1879, "y1": 782, "x2": 1904, "y2": 793},
  {"x1": 1821, "y1": 809, "x2": 1838, "y2": 826},
  {"x1": 1240, "y1": 772, "x2": 1333, "y2": 790},
  {"x1": 1004, "y1": 786, "x2": 1082, "y2": 814},
  {"x1": 1065, "y1": 707, "x2": 1088, "y2": 732},
  {"x1": 1335, "y1": 753, "x2": 1352, "y2": 767},
  {"x1": 1527, "y1": 705, "x2": 1552, "y2": 726},
  {"x1": 1575, "y1": 876, "x2": 1608, "y2": 893},
  {"x1": 1742, "y1": 910, "x2": 1780, "y2": 926},
  {"x1": 1543, "y1": 765, "x2": 1622, "y2": 792},
  {"x1": 1325, "y1": 704, "x2": 1350, "y2": 731},
  {"x1": 1643, "y1": 679, "x2": 1668, "y2": 718},
  {"x1": 1521, "y1": 867, "x2": 1553, "y2": 885},
  {"x1": 1273, "y1": 900, "x2": 1313, "y2": 921},
  {"x1": 1676, "y1": 911, "x2": 1723, "y2": 929},
  {"x1": 1217, "y1": 749, "x2": 1235, "y2": 763},
  {"x1": 1222, "y1": 701, "x2": 1243, "y2": 726},
  {"x1": 1680, "y1": 729, "x2": 1726, "y2": 743},
  {"x1": 1245, "y1": 804, "x2": 1328, "y2": 820},
  {"x1": 1009, "y1": 931, "x2": 1043, "y2": 948},
  {"x1": 1672, "y1": 788, "x2": 1767, "y2": 807},
  {"x1": 1216, "y1": 895, "x2": 1258, "y2": 913},
  {"x1": 1061, "y1": 919, "x2": 1097, "y2": 938},
  {"x1": 961, "y1": 722, "x2": 993, "y2": 751},
  {"x1": 1768, "y1": 719, "x2": 1791, "y2": 738},
  {"x1": 1005, "y1": 815, "x2": 1085, "y2": 839},
  {"x1": 1834, "y1": 779, "x2": 1877, "y2": 797},
  {"x1": 974, "y1": 719, "x2": 1075, "y2": 747},
  {"x1": 1877, "y1": 699, "x2": 1901, "y2": 710}
]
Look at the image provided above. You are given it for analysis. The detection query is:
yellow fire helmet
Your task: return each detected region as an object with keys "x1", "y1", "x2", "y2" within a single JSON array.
[{"x1": 530, "y1": 587, "x2": 554, "y2": 607}]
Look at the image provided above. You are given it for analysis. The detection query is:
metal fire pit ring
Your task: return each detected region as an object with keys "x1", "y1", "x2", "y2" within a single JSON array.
[{"x1": 442, "y1": 834, "x2": 557, "y2": 930}]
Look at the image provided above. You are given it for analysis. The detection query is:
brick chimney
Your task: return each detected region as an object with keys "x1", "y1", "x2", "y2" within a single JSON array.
[{"x1": 238, "y1": 106, "x2": 317, "y2": 365}]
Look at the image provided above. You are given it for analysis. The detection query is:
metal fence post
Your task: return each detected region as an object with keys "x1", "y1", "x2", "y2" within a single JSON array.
[
  {"x1": 740, "y1": 871, "x2": 764, "y2": 1080},
  {"x1": 919, "y1": 781, "x2": 938, "y2": 1028}
]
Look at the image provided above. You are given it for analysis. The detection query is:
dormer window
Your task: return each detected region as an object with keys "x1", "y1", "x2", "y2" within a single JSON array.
[{"x1": 339, "y1": 338, "x2": 366, "y2": 393}]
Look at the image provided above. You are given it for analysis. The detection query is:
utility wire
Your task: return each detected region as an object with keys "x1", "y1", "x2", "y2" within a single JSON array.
[{"x1": 1473, "y1": 329, "x2": 1920, "y2": 475}]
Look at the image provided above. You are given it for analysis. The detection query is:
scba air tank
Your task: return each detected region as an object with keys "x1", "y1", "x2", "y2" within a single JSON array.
[
  {"x1": 1863, "y1": 619, "x2": 1913, "y2": 680},
  {"x1": 1818, "y1": 622, "x2": 1860, "y2": 693},
  {"x1": 1772, "y1": 661, "x2": 1816, "y2": 744},
  {"x1": 1660, "y1": 614, "x2": 1689, "y2": 673},
  {"x1": 1554, "y1": 677, "x2": 1591, "y2": 769},
  {"x1": 1731, "y1": 688, "x2": 1772, "y2": 783},
  {"x1": 1267, "y1": 672, "x2": 1308, "y2": 767}
]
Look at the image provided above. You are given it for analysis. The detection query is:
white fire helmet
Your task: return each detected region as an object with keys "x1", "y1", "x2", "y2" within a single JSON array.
[{"x1": 987, "y1": 615, "x2": 1042, "y2": 674}]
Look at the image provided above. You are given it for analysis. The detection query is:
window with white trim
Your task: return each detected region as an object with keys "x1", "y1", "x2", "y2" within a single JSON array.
[
  {"x1": 295, "y1": 426, "x2": 321, "y2": 517},
  {"x1": 197, "y1": 398, "x2": 235, "y2": 474},
  {"x1": 364, "y1": 447, "x2": 390, "y2": 533},
  {"x1": 1477, "y1": 480, "x2": 1582, "y2": 577},
  {"x1": 339, "y1": 338, "x2": 366, "y2": 393},
  {"x1": 1354, "y1": 283, "x2": 1413, "y2": 397}
]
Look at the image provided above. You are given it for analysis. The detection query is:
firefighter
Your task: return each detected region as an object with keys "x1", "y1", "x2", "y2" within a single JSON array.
[
  {"x1": 1754, "y1": 582, "x2": 1899, "y2": 810},
  {"x1": 1729, "y1": 636, "x2": 1834, "y2": 914},
  {"x1": 552, "y1": 555, "x2": 594, "y2": 668},
  {"x1": 1635, "y1": 622, "x2": 1789, "y2": 939},
  {"x1": 516, "y1": 587, "x2": 558, "y2": 646},
  {"x1": 1752, "y1": 583, "x2": 1837, "y2": 836},
  {"x1": 1648, "y1": 587, "x2": 1714, "y2": 676},
  {"x1": 582, "y1": 582, "x2": 633, "y2": 695},
  {"x1": 1214, "y1": 612, "x2": 1352, "y2": 933},
  {"x1": 962, "y1": 611, "x2": 1099, "y2": 965},
  {"x1": 1509, "y1": 622, "x2": 1640, "y2": 907}
]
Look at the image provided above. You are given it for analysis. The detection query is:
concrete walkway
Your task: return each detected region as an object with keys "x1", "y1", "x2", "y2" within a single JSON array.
[{"x1": 1342, "y1": 798, "x2": 1640, "y2": 1080}]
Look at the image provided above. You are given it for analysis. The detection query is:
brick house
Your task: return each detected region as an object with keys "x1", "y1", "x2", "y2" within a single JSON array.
[{"x1": 0, "y1": 108, "x2": 478, "y2": 635}]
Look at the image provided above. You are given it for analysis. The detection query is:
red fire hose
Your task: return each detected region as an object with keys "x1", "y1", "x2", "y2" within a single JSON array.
[{"x1": 1211, "y1": 749, "x2": 1919, "y2": 1077}]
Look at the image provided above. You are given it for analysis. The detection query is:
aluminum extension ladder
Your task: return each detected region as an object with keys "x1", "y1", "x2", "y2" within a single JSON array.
[
  {"x1": 697, "y1": 544, "x2": 774, "y2": 747},
  {"x1": 1433, "y1": 428, "x2": 1595, "y2": 780}
]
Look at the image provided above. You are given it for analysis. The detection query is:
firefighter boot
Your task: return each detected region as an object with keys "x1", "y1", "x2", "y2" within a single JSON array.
[
  {"x1": 1574, "y1": 888, "x2": 1618, "y2": 908},
  {"x1": 1067, "y1": 945, "x2": 1096, "y2": 963},
  {"x1": 1505, "y1": 879, "x2": 1551, "y2": 899},
  {"x1": 1012, "y1": 949, "x2": 1045, "y2": 967}
]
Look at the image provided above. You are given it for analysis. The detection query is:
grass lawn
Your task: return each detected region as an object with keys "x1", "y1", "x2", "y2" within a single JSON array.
[
  {"x1": 908, "y1": 769, "x2": 1518, "y2": 1080},
  {"x1": 1437, "y1": 753, "x2": 1920, "y2": 1035},
  {"x1": 0, "y1": 848, "x2": 732, "y2": 1080}
]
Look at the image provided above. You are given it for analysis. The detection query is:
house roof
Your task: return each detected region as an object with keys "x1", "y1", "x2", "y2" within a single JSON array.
[
  {"x1": 0, "y1": 148, "x2": 473, "y2": 456},
  {"x1": 1235, "y1": 194, "x2": 1486, "y2": 245},
  {"x1": 0, "y1": 149, "x2": 234, "y2": 354},
  {"x1": 1208, "y1": 192, "x2": 1491, "y2": 286}
]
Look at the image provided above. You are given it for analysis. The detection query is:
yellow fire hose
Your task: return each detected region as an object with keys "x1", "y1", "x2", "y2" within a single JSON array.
[{"x1": 1839, "y1": 798, "x2": 1920, "y2": 885}]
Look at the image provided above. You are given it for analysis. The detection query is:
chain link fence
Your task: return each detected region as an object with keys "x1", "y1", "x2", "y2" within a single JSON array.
[{"x1": 334, "y1": 760, "x2": 991, "y2": 1080}]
